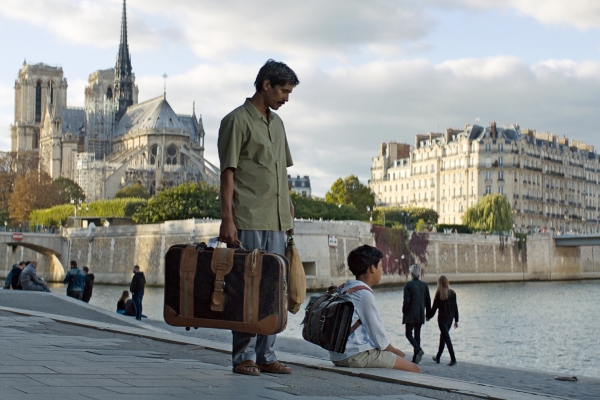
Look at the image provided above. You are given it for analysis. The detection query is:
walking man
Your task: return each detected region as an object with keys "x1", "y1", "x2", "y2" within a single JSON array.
[
  {"x1": 129, "y1": 265, "x2": 146, "y2": 320},
  {"x1": 63, "y1": 260, "x2": 86, "y2": 300},
  {"x1": 402, "y1": 264, "x2": 431, "y2": 364},
  {"x1": 218, "y1": 59, "x2": 299, "y2": 377},
  {"x1": 82, "y1": 266, "x2": 95, "y2": 303}
]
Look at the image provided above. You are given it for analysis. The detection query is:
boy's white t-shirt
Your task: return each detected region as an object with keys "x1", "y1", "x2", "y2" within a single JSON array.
[{"x1": 329, "y1": 279, "x2": 392, "y2": 362}]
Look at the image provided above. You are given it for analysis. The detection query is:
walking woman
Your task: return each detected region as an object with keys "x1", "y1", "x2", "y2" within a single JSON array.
[{"x1": 427, "y1": 275, "x2": 459, "y2": 366}]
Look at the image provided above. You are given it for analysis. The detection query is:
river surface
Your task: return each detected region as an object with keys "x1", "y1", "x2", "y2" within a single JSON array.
[{"x1": 49, "y1": 279, "x2": 600, "y2": 378}]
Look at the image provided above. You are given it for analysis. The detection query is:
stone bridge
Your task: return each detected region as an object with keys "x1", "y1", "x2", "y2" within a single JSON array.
[
  {"x1": 0, "y1": 232, "x2": 69, "y2": 282},
  {"x1": 2, "y1": 222, "x2": 600, "y2": 288}
]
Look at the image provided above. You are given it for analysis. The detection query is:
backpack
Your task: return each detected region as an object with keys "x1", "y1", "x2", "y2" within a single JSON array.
[{"x1": 301, "y1": 284, "x2": 372, "y2": 353}]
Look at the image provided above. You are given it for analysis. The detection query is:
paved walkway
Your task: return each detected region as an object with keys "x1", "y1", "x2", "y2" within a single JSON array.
[{"x1": 0, "y1": 291, "x2": 597, "y2": 400}]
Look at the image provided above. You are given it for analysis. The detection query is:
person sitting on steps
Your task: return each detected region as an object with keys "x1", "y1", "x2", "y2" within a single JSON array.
[{"x1": 329, "y1": 244, "x2": 421, "y2": 373}]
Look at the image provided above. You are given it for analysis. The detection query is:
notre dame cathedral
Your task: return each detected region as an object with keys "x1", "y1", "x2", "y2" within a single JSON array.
[{"x1": 10, "y1": 0, "x2": 218, "y2": 201}]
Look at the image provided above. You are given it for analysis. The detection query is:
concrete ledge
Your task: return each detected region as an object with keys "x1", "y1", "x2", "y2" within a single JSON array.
[{"x1": 0, "y1": 304, "x2": 570, "y2": 400}]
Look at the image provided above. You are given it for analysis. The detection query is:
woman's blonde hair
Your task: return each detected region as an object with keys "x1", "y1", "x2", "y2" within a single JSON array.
[{"x1": 436, "y1": 275, "x2": 450, "y2": 301}]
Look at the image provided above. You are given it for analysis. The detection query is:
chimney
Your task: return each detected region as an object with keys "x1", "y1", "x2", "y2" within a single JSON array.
[
  {"x1": 491, "y1": 121, "x2": 497, "y2": 139},
  {"x1": 380, "y1": 143, "x2": 387, "y2": 157},
  {"x1": 445, "y1": 128, "x2": 452, "y2": 144}
]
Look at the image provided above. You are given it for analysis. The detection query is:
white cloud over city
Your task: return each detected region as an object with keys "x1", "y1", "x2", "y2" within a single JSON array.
[{"x1": 1, "y1": 0, "x2": 599, "y2": 196}]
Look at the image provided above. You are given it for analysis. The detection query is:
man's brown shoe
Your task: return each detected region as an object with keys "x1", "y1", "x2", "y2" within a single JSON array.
[{"x1": 256, "y1": 361, "x2": 291, "y2": 374}]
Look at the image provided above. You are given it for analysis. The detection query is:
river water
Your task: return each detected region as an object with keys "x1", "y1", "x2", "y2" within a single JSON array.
[{"x1": 49, "y1": 279, "x2": 600, "y2": 378}]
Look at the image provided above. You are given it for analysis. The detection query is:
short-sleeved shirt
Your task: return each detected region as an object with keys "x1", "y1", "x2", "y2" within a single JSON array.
[
  {"x1": 329, "y1": 280, "x2": 392, "y2": 362},
  {"x1": 218, "y1": 99, "x2": 294, "y2": 231}
]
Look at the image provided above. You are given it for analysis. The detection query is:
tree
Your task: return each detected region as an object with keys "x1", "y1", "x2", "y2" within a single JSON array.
[
  {"x1": 463, "y1": 194, "x2": 513, "y2": 234},
  {"x1": 8, "y1": 170, "x2": 62, "y2": 224},
  {"x1": 291, "y1": 192, "x2": 364, "y2": 220},
  {"x1": 371, "y1": 225, "x2": 429, "y2": 276},
  {"x1": 53, "y1": 177, "x2": 86, "y2": 204},
  {"x1": 0, "y1": 151, "x2": 40, "y2": 221},
  {"x1": 133, "y1": 182, "x2": 220, "y2": 223},
  {"x1": 115, "y1": 183, "x2": 151, "y2": 199},
  {"x1": 325, "y1": 175, "x2": 374, "y2": 217}
]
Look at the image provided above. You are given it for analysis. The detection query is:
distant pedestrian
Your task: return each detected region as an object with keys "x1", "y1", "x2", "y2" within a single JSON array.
[
  {"x1": 427, "y1": 275, "x2": 459, "y2": 366},
  {"x1": 3, "y1": 264, "x2": 16, "y2": 289},
  {"x1": 19, "y1": 260, "x2": 51, "y2": 292},
  {"x1": 129, "y1": 265, "x2": 146, "y2": 321},
  {"x1": 117, "y1": 290, "x2": 129, "y2": 314},
  {"x1": 10, "y1": 261, "x2": 26, "y2": 290},
  {"x1": 63, "y1": 260, "x2": 85, "y2": 300},
  {"x1": 402, "y1": 264, "x2": 431, "y2": 364},
  {"x1": 82, "y1": 267, "x2": 95, "y2": 303}
]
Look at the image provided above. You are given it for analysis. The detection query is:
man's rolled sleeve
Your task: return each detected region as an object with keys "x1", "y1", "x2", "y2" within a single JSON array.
[
  {"x1": 284, "y1": 134, "x2": 294, "y2": 168},
  {"x1": 218, "y1": 117, "x2": 243, "y2": 172}
]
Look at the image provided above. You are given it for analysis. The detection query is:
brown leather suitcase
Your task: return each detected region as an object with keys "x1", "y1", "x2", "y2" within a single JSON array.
[{"x1": 164, "y1": 243, "x2": 288, "y2": 335}]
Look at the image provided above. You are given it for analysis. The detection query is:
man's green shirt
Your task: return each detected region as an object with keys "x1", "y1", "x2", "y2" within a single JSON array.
[{"x1": 218, "y1": 99, "x2": 293, "y2": 231}]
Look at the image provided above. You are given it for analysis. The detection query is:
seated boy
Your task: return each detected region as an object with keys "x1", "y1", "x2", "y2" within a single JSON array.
[{"x1": 329, "y1": 244, "x2": 421, "y2": 373}]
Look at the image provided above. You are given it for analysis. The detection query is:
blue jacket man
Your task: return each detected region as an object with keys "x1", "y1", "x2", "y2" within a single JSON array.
[{"x1": 63, "y1": 260, "x2": 86, "y2": 300}]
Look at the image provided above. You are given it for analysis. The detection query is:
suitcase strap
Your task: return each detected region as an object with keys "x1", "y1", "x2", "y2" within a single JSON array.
[
  {"x1": 243, "y1": 250, "x2": 264, "y2": 323},
  {"x1": 180, "y1": 246, "x2": 199, "y2": 318},
  {"x1": 210, "y1": 248, "x2": 235, "y2": 312}
]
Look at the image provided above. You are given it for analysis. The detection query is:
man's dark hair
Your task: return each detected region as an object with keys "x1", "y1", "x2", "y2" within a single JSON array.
[
  {"x1": 254, "y1": 59, "x2": 299, "y2": 92},
  {"x1": 70, "y1": 260, "x2": 77, "y2": 268},
  {"x1": 347, "y1": 245, "x2": 383, "y2": 277},
  {"x1": 133, "y1": 265, "x2": 140, "y2": 271},
  {"x1": 18, "y1": 261, "x2": 25, "y2": 266},
  {"x1": 24, "y1": 260, "x2": 30, "y2": 266},
  {"x1": 82, "y1": 266, "x2": 89, "y2": 273}
]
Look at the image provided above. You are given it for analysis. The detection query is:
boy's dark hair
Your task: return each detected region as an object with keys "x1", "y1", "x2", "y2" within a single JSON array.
[
  {"x1": 254, "y1": 59, "x2": 299, "y2": 91},
  {"x1": 18, "y1": 261, "x2": 25, "y2": 266},
  {"x1": 70, "y1": 260, "x2": 77, "y2": 268},
  {"x1": 347, "y1": 245, "x2": 383, "y2": 277}
]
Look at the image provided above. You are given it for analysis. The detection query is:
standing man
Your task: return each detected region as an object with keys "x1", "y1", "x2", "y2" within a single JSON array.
[
  {"x1": 218, "y1": 59, "x2": 299, "y2": 377},
  {"x1": 63, "y1": 260, "x2": 86, "y2": 300},
  {"x1": 82, "y1": 266, "x2": 95, "y2": 303},
  {"x1": 129, "y1": 265, "x2": 146, "y2": 321},
  {"x1": 402, "y1": 264, "x2": 431, "y2": 365}
]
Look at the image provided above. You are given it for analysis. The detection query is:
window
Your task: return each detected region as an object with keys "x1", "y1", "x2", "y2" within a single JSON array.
[
  {"x1": 106, "y1": 87, "x2": 113, "y2": 100},
  {"x1": 150, "y1": 144, "x2": 159, "y2": 165},
  {"x1": 499, "y1": 143, "x2": 504, "y2": 152},
  {"x1": 35, "y1": 81, "x2": 42, "y2": 123},
  {"x1": 471, "y1": 186, "x2": 474, "y2": 196},
  {"x1": 499, "y1": 186, "x2": 504, "y2": 194},
  {"x1": 485, "y1": 171, "x2": 492, "y2": 180},
  {"x1": 166, "y1": 145, "x2": 178, "y2": 165},
  {"x1": 471, "y1": 171, "x2": 474, "y2": 181},
  {"x1": 485, "y1": 186, "x2": 492, "y2": 195},
  {"x1": 459, "y1": 187, "x2": 463, "y2": 196},
  {"x1": 498, "y1": 156, "x2": 504, "y2": 166},
  {"x1": 498, "y1": 170, "x2": 504, "y2": 180},
  {"x1": 485, "y1": 143, "x2": 491, "y2": 152}
]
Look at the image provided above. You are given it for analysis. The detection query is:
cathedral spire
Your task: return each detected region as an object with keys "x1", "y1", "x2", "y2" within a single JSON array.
[{"x1": 114, "y1": 0, "x2": 134, "y2": 123}]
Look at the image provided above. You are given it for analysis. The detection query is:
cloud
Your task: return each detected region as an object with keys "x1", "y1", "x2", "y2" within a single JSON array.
[
  {"x1": 432, "y1": 0, "x2": 600, "y2": 30},
  {"x1": 0, "y1": 0, "x2": 180, "y2": 51},
  {"x1": 128, "y1": 57, "x2": 600, "y2": 196}
]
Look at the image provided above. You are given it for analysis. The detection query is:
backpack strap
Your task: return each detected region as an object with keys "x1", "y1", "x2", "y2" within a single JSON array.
[{"x1": 339, "y1": 285, "x2": 373, "y2": 335}]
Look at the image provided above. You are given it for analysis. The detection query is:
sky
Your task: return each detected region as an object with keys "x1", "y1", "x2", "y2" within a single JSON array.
[{"x1": 1, "y1": 0, "x2": 600, "y2": 197}]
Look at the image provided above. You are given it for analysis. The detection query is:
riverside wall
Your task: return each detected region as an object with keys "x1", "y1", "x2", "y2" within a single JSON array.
[{"x1": 2, "y1": 219, "x2": 600, "y2": 289}]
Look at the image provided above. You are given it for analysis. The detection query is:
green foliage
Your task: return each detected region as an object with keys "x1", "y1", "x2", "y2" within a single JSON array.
[
  {"x1": 515, "y1": 232, "x2": 527, "y2": 251},
  {"x1": 325, "y1": 175, "x2": 374, "y2": 216},
  {"x1": 291, "y1": 193, "x2": 364, "y2": 220},
  {"x1": 115, "y1": 183, "x2": 151, "y2": 200},
  {"x1": 436, "y1": 224, "x2": 471, "y2": 234},
  {"x1": 415, "y1": 219, "x2": 427, "y2": 232},
  {"x1": 53, "y1": 177, "x2": 85, "y2": 204},
  {"x1": 29, "y1": 198, "x2": 147, "y2": 227},
  {"x1": 463, "y1": 194, "x2": 514, "y2": 234},
  {"x1": 373, "y1": 207, "x2": 439, "y2": 228},
  {"x1": 132, "y1": 182, "x2": 220, "y2": 224}
]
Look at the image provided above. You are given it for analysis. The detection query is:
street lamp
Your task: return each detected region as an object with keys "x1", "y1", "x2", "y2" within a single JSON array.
[
  {"x1": 366, "y1": 206, "x2": 373, "y2": 222},
  {"x1": 401, "y1": 211, "x2": 410, "y2": 229}
]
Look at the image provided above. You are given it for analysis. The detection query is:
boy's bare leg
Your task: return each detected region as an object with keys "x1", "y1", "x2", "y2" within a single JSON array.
[{"x1": 393, "y1": 356, "x2": 421, "y2": 373}]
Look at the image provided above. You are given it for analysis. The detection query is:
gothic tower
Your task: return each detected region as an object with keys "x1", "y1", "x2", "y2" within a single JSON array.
[
  {"x1": 11, "y1": 62, "x2": 68, "y2": 152},
  {"x1": 113, "y1": 0, "x2": 136, "y2": 124}
]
